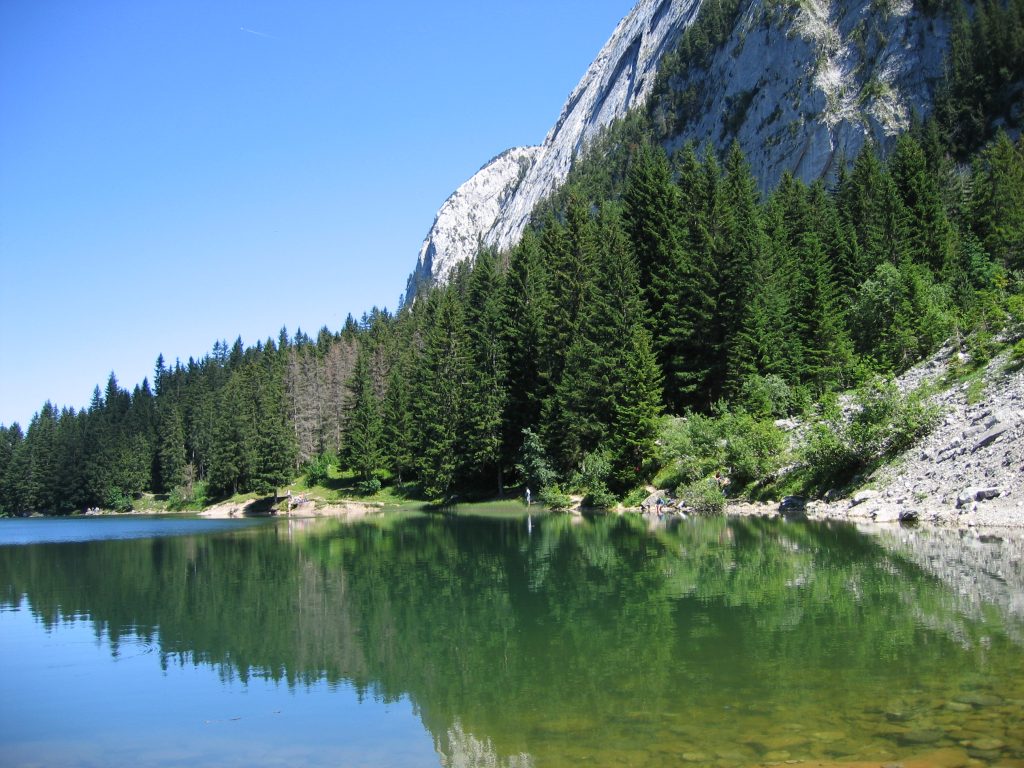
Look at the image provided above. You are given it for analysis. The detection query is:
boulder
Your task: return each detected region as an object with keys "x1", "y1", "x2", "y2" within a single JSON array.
[
  {"x1": 956, "y1": 487, "x2": 1001, "y2": 508},
  {"x1": 852, "y1": 489, "x2": 879, "y2": 506},
  {"x1": 779, "y1": 496, "x2": 805, "y2": 511},
  {"x1": 972, "y1": 422, "x2": 1008, "y2": 452}
]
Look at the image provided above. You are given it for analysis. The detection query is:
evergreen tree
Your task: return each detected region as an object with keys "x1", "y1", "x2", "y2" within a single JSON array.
[
  {"x1": 718, "y1": 141, "x2": 767, "y2": 396},
  {"x1": 540, "y1": 194, "x2": 604, "y2": 475},
  {"x1": 344, "y1": 348, "x2": 384, "y2": 489},
  {"x1": 25, "y1": 403, "x2": 60, "y2": 513},
  {"x1": 622, "y1": 142, "x2": 693, "y2": 410},
  {"x1": 382, "y1": 358, "x2": 414, "y2": 486},
  {"x1": 462, "y1": 250, "x2": 508, "y2": 494},
  {"x1": 733, "y1": 197, "x2": 796, "y2": 385},
  {"x1": 0, "y1": 425, "x2": 25, "y2": 515},
  {"x1": 671, "y1": 143, "x2": 720, "y2": 409},
  {"x1": 972, "y1": 131, "x2": 1024, "y2": 273},
  {"x1": 414, "y1": 289, "x2": 470, "y2": 499},
  {"x1": 500, "y1": 230, "x2": 549, "y2": 470},
  {"x1": 157, "y1": 403, "x2": 187, "y2": 493},
  {"x1": 607, "y1": 324, "x2": 663, "y2": 493},
  {"x1": 889, "y1": 133, "x2": 956, "y2": 275}
]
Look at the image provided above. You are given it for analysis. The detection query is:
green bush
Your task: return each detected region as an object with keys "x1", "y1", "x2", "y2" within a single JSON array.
[
  {"x1": 621, "y1": 486, "x2": 650, "y2": 508},
  {"x1": 517, "y1": 429, "x2": 556, "y2": 492},
  {"x1": 103, "y1": 488, "x2": 133, "y2": 513},
  {"x1": 355, "y1": 477, "x2": 382, "y2": 496},
  {"x1": 801, "y1": 377, "x2": 939, "y2": 486},
  {"x1": 539, "y1": 485, "x2": 573, "y2": 511},
  {"x1": 304, "y1": 454, "x2": 332, "y2": 488},
  {"x1": 677, "y1": 477, "x2": 726, "y2": 515},
  {"x1": 573, "y1": 451, "x2": 616, "y2": 509},
  {"x1": 167, "y1": 480, "x2": 207, "y2": 511},
  {"x1": 739, "y1": 374, "x2": 795, "y2": 418},
  {"x1": 656, "y1": 409, "x2": 788, "y2": 492},
  {"x1": 583, "y1": 485, "x2": 617, "y2": 510}
]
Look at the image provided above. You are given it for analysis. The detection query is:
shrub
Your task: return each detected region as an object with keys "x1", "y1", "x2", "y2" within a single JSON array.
[
  {"x1": 801, "y1": 377, "x2": 939, "y2": 487},
  {"x1": 539, "y1": 485, "x2": 573, "y2": 511},
  {"x1": 677, "y1": 477, "x2": 726, "y2": 515},
  {"x1": 656, "y1": 410, "x2": 788, "y2": 492},
  {"x1": 583, "y1": 485, "x2": 617, "y2": 510},
  {"x1": 103, "y1": 488, "x2": 133, "y2": 513},
  {"x1": 739, "y1": 374, "x2": 795, "y2": 418},
  {"x1": 304, "y1": 454, "x2": 332, "y2": 488},
  {"x1": 622, "y1": 486, "x2": 650, "y2": 508},
  {"x1": 355, "y1": 477, "x2": 382, "y2": 496},
  {"x1": 166, "y1": 480, "x2": 207, "y2": 511},
  {"x1": 573, "y1": 451, "x2": 616, "y2": 509},
  {"x1": 517, "y1": 429, "x2": 556, "y2": 492}
]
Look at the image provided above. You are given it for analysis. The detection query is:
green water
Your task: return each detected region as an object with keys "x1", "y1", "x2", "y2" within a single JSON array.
[{"x1": 1, "y1": 513, "x2": 1022, "y2": 767}]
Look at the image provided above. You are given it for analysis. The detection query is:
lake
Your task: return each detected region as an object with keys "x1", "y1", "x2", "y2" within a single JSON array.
[{"x1": 1, "y1": 512, "x2": 1022, "y2": 767}]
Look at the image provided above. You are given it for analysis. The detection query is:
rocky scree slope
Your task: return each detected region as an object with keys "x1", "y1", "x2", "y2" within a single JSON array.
[
  {"x1": 771, "y1": 347, "x2": 1024, "y2": 529},
  {"x1": 410, "y1": 0, "x2": 951, "y2": 289}
]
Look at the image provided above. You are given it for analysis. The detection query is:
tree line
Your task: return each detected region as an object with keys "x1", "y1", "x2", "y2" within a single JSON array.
[{"x1": 1, "y1": 120, "x2": 1021, "y2": 514}]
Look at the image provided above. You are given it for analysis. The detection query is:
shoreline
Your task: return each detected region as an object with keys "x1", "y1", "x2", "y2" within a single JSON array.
[
  {"x1": 725, "y1": 497, "x2": 1024, "y2": 532},
  {"x1": 195, "y1": 497, "x2": 385, "y2": 521}
]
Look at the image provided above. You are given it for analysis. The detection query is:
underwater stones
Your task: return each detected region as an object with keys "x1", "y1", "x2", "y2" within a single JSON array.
[
  {"x1": 968, "y1": 736, "x2": 1005, "y2": 751},
  {"x1": 954, "y1": 691, "x2": 1004, "y2": 707},
  {"x1": 898, "y1": 728, "x2": 946, "y2": 745}
]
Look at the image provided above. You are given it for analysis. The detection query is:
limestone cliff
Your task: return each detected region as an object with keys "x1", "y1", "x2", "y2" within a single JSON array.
[{"x1": 411, "y1": 0, "x2": 951, "y2": 290}]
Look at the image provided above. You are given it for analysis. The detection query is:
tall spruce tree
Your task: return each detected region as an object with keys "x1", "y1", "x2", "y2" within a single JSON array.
[
  {"x1": 414, "y1": 289, "x2": 470, "y2": 499},
  {"x1": 718, "y1": 141, "x2": 767, "y2": 396},
  {"x1": 344, "y1": 347, "x2": 384, "y2": 488},
  {"x1": 500, "y1": 230, "x2": 549, "y2": 472},
  {"x1": 462, "y1": 250, "x2": 509, "y2": 494}
]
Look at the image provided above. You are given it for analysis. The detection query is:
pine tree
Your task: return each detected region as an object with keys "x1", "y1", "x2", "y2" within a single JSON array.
[
  {"x1": 500, "y1": 230, "x2": 549, "y2": 471},
  {"x1": 414, "y1": 289, "x2": 470, "y2": 499},
  {"x1": 0, "y1": 425, "x2": 25, "y2": 515},
  {"x1": 733, "y1": 197, "x2": 796, "y2": 385},
  {"x1": 718, "y1": 141, "x2": 767, "y2": 396},
  {"x1": 607, "y1": 325, "x2": 663, "y2": 493},
  {"x1": 972, "y1": 131, "x2": 1024, "y2": 273},
  {"x1": 889, "y1": 133, "x2": 956, "y2": 275},
  {"x1": 671, "y1": 143, "x2": 720, "y2": 409},
  {"x1": 622, "y1": 143, "x2": 706, "y2": 412},
  {"x1": 382, "y1": 358, "x2": 414, "y2": 486},
  {"x1": 25, "y1": 402, "x2": 60, "y2": 513},
  {"x1": 540, "y1": 194, "x2": 605, "y2": 475},
  {"x1": 462, "y1": 250, "x2": 508, "y2": 494},
  {"x1": 343, "y1": 347, "x2": 384, "y2": 488}
]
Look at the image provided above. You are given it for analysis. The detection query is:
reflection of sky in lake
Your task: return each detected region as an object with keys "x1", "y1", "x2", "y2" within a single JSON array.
[
  {"x1": 0, "y1": 609, "x2": 436, "y2": 768},
  {"x1": 0, "y1": 516, "x2": 268, "y2": 545}
]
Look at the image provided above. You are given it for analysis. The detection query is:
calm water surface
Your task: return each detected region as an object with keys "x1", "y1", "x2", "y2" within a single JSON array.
[{"x1": 1, "y1": 512, "x2": 1022, "y2": 767}]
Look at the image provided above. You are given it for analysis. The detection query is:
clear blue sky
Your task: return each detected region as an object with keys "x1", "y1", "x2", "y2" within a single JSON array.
[{"x1": 0, "y1": 0, "x2": 632, "y2": 429}]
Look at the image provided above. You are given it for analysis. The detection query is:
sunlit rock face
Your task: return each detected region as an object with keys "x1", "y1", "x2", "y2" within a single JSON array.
[
  {"x1": 409, "y1": 0, "x2": 695, "y2": 292},
  {"x1": 664, "y1": 0, "x2": 949, "y2": 192},
  {"x1": 411, "y1": 0, "x2": 949, "y2": 289}
]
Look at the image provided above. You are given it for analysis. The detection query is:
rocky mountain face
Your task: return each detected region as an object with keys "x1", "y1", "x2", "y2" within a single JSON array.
[
  {"x1": 410, "y1": 0, "x2": 952, "y2": 290},
  {"x1": 409, "y1": 0, "x2": 697, "y2": 289}
]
